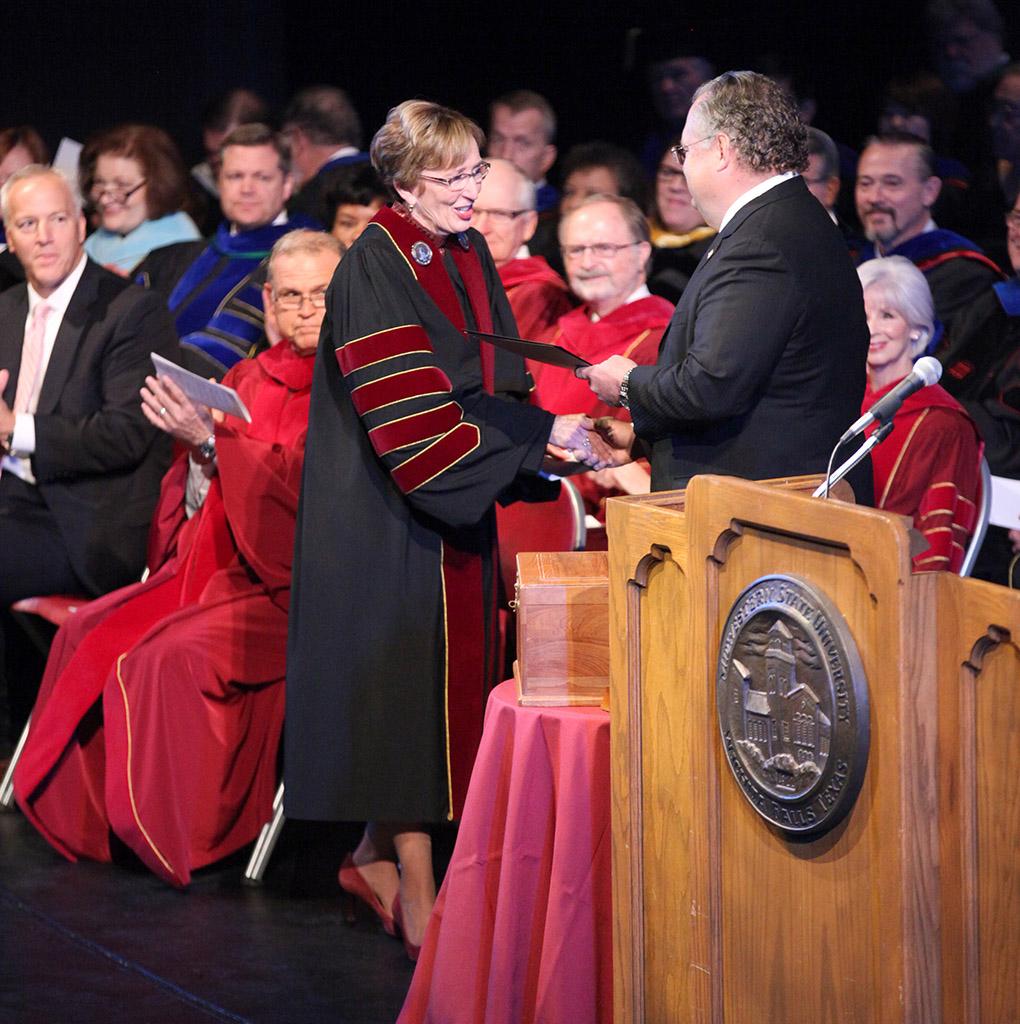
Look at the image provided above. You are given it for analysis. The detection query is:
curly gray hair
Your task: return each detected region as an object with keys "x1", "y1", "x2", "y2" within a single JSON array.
[{"x1": 692, "y1": 71, "x2": 808, "y2": 174}]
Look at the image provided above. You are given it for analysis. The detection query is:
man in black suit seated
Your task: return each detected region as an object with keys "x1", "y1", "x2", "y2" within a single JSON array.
[
  {"x1": 579, "y1": 71, "x2": 869, "y2": 493},
  {"x1": 282, "y1": 86, "x2": 367, "y2": 227},
  {"x1": 0, "y1": 165, "x2": 178, "y2": 746}
]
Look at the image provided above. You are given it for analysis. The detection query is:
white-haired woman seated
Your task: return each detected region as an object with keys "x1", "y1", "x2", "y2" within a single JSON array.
[{"x1": 858, "y1": 255, "x2": 983, "y2": 571}]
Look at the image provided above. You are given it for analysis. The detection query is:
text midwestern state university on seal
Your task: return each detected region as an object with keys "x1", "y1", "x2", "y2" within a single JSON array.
[{"x1": 716, "y1": 575, "x2": 870, "y2": 835}]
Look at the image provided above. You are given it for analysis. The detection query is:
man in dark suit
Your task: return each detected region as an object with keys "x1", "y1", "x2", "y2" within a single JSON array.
[
  {"x1": 579, "y1": 71, "x2": 869, "y2": 491},
  {"x1": 282, "y1": 86, "x2": 367, "y2": 227},
  {"x1": 0, "y1": 165, "x2": 178, "y2": 743}
]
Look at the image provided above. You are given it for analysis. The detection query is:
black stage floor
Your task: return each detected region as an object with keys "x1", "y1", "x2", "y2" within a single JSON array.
[{"x1": 0, "y1": 812, "x2": 422, "y2": 1024}]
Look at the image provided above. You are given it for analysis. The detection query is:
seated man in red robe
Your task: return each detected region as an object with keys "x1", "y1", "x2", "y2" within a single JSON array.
[
  {"x1": 14, "y1": 229, "x2": 343, "y2": 886},
  {"x1": 470, "y1": 158, "x2": 574, "y2": 339},
  {"x1": 532, "y1": 194, "x2": 674, "y2": 519}
]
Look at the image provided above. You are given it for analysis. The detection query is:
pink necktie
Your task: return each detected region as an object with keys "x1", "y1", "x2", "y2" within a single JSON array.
[{"x1": 13, "y1": 303, "x2": 52, "y2": 414}]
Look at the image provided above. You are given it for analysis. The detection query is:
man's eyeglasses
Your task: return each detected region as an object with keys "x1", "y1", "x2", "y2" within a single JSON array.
[
  {"x1": 419, "y1": 161, "x2": 491, "y2": 192},
  {"x1": 670, "y1": 135, "x2": 716, "y2": 165},
  {"x1": 472, "y1": 206, "x2": 530, "y2": 222},
  {"x1": 561, "y1": 242, "x2": 641, "y2": 261},
  {"x1": 90, "y1": 179, "x2": 147, "y2": 204},
  {"x1": 1005, "y1": 211, "x2": 1020, "y2": 230},
  {"x1": 274, "y1": 289, "x2": 328, "y2": 310}
]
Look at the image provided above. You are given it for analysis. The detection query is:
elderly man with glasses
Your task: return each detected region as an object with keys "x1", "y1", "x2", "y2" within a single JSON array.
[
  {"x1": 15, "y1": 229, "x2": 343, "y2": 887},
  {"x1": 470, "y1": 158, "x2": 574, "y2": 339},
  {"x1": 528, "y1": 193, "x2": 674, "y2": 516},
  {"x1": 579, "y1": 71, "x2": 870, "y2": 497}
]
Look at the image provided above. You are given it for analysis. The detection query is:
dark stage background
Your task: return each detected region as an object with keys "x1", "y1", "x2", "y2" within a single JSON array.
[{"x1": 3, "y1": 1, "x2": 1018, "y2": 177}]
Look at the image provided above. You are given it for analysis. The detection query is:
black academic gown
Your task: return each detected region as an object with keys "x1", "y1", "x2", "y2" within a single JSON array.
[{"x1": 285, "y1": 206, "x2": 553, "y2": 824}]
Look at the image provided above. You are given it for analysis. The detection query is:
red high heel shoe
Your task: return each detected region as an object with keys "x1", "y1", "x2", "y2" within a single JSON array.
[
  {"x1": 392, "y1": 894, "x2": 421, "y2": 963},
  {"x1": 337, "y1": 855, "x2": 396, "y2": 937}
]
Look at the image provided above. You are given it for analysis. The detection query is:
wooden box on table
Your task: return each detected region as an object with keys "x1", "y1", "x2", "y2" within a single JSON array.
[{"x1": 513, "y1": 550, "x2": 610, "y2": 706}]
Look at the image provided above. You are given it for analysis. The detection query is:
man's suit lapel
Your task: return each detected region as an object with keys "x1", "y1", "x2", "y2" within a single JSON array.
[
  {"x1": 684, "y1": 177, "x2": 802, "y2": 287},
  {"x1": 0, "y1": 288, "x2": 29, "y2": 408},
  {"x1": 37, "y1": 261, "x2": 100, "y2": 416},
  {"x1": 665, "y1": 178, "x2": 803, "y2": 363}
]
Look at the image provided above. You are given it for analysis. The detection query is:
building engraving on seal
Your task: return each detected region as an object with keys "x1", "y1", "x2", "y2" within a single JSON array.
[{"x1": 716, "y1": 575, "x2": 869, "y2": 835}]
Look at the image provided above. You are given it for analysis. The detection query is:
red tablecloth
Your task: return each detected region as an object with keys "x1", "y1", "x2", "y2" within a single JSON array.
[{"x1": 398, "y1": 680, "x2": 612, "y2": 1024}]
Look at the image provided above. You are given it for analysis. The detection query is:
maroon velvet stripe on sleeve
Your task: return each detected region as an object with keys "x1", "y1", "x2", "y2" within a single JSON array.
[
  {"x1": 368, "y1": 402, "x2": 463, "y2": 457},
  {"x1": 350, "y1": 367, "x2": 452, "y2": 417},
  {"x1": 336, "y1": 325, "x2": 432, "y2": 376},
  {"x1": 390, "y1": 422, "x2": 479, "y2": 493}
]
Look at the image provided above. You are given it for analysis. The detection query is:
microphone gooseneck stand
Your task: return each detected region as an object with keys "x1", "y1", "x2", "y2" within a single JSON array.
[{"x1": 815, "y1": 420, "x2": 895, "y2": 500}]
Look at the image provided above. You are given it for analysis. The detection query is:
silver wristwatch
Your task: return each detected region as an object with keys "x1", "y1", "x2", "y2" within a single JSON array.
[
  {"x1": 619, "y1": 369, "x2": 633, "y2": 410},
  {"x1": 196, "y1": 434, "x2": 216, "y2": 463}
]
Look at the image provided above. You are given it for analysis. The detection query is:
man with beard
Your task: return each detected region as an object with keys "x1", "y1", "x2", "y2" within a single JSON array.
[{"x1": 855, "y1": 132, "x2": 1006, "y2": 397}]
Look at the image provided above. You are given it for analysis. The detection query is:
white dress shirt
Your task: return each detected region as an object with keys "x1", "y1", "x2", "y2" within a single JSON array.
[
  {"x1": 589, "y1": 283, "x2": 651, "y2": 323},
  {"x1": 717, "y1": 172, "x2": 797, "y2": 234}
]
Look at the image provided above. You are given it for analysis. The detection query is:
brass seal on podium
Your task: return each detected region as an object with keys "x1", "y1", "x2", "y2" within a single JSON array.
[{"x1": 716, "y1": 575, "x2": 869, "y2": 836}]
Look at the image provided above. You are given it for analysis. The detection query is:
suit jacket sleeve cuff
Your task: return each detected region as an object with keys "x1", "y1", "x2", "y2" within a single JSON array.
[{"x1": 625, "y1": 365, "x2": 658, "y2": 438}]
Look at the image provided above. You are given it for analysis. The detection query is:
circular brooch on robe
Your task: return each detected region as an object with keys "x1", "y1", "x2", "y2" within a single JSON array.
[{"x1": 411, "y1": 241, "x2": 433, "y2": 266}]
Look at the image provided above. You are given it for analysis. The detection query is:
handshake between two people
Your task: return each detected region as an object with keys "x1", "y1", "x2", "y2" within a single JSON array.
[{"x1": 546, "y1": 353, "x2": 639, "y2": 473}]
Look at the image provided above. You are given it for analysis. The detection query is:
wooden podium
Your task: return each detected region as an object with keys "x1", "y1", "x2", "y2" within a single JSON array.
[{"x1": 606, "y1": 475, "x2": 1020, "y2": 1024}]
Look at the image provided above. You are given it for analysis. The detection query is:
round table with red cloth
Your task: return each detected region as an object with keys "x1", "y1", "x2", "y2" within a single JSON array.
[{"x1": 398, "y1": 679, "x2": 613, "y2": 1024}]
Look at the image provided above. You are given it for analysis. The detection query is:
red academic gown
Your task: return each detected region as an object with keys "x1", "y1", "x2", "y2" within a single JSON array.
[
  {"x1": 865, "y1": 378, "x2": 983, "y2": 572},
  {"x1": 531, "y1": 295, "x2": 674, "y2": 517},
  {"x1": 498, "y1": 255, "x2": 575, "y2": 340},
  {"x1": 14, "y1": 340, "x2": 314, "y2": 886}
]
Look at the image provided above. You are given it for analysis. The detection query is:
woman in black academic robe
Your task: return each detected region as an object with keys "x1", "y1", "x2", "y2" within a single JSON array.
[{"x1": 285, "y1": 100, "x2": 592, "y2": 957}]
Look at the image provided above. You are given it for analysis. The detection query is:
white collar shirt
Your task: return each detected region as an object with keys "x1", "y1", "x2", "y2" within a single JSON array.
[{"x1": 717, "y1": 172, "x2": 797, "y2": 234}]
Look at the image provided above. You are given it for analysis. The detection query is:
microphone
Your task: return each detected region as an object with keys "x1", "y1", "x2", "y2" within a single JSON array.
[{"x1": 839, "y1": 356, "x2": 942, "y2": 444}]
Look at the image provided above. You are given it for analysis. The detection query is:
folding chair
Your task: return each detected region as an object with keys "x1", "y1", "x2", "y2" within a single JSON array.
[{"x1": 1, "y1": 595, "x2": 89, "y2": 811}]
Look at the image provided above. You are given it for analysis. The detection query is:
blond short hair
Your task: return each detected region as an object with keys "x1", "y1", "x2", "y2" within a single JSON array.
[{"x1": 370, "y1": 100, "x2": 485, "y2": 191}]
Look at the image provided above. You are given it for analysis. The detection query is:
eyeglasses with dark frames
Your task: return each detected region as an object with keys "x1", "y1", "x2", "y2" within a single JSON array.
[{"x1": 89, "y1": 179, "x2": 147, "y2": 204}]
